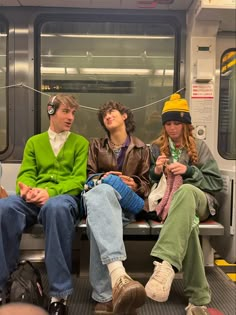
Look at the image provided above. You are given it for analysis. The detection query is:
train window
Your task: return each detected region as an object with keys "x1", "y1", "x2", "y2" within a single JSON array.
[
  {"x1": 39, "y1": 17, "x2": 180, "y2": 143},
  {"x1": 218, "y1": 49, "x2": 236, "y2": 160},
  {"x1": 0, "y1": 21, "x2": 7, "y2": 153}
]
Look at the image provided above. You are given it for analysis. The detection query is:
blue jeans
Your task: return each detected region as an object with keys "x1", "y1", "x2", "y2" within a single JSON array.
[
  {"x1": 83, "y1": 184, "x2": 134, "y2": 303},
  {"x1": 0, "y1": 194, "x2": 79, "y2": 297}
]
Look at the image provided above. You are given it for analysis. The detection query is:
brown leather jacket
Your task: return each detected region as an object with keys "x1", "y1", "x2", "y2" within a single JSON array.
[{"x1": 87, "y1": 136, "x2": 151, "y2": 210}]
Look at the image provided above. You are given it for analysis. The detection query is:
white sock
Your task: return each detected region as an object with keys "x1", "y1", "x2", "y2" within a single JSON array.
[
  {"x1": 51, "y1": 296, "x2": 67, "y2": 305},
  {"x1": 107, "y1": 261, "x2": 127, "y2": 288}
]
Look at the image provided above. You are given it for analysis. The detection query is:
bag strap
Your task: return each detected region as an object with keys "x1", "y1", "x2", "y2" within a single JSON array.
[
  {"x1": 14, "y1": 261, "x2": 42, "y2": 284},
  {"x1": 149, "y1": 144, "x2": 160, "y2": 163}
]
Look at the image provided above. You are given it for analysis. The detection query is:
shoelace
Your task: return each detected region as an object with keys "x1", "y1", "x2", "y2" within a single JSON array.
[
  {"x1": 116, "y1": 275, "x2": 132, "y2": 289},
  {"x1": 152, "y1": 262, "x2": 172, "y2": 284}
]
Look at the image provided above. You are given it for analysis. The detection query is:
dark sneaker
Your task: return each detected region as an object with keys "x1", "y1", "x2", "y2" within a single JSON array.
[
  {"x1": 48, "y1": 300, "x2": 68, "y2": 315},
  {"x1": 0, "y1": 284, "x2": 10, "y2": 305}
]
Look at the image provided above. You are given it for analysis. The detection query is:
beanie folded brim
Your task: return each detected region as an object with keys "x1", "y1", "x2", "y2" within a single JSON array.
[{"x1": 162, "y1": 111, "x2": 191, "y2": 125}]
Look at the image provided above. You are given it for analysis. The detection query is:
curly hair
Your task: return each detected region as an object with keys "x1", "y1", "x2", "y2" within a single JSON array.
[
  {"x1": 152, "y1": 124, "x2": 198, "y2": 164},
  {"x1": 97, "y1": 100, "x2": 135, "y2": 135}
]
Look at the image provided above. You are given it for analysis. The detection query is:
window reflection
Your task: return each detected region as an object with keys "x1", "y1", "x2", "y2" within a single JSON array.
[
  {"x1": 40, "y1": 20, "x2": 177, "y2": 143},
  {"x1": 0, "y1": 23, "x2": 7, "y2": 152},
  {"x1": 218, "y1": 49, "x2": 236, "y2": 159}
]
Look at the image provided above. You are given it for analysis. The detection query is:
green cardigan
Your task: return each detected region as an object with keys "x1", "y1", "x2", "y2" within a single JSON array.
[{"x1": 16, "y1": 132, "x2": 89, "y2": 197}]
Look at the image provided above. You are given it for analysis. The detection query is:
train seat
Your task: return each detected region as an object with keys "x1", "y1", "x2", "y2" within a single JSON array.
[
  {"x1": 149, "y1": 219, "x2": 224, "y2": 236},
  {"x1": 24, "y1": 219, "x2": 152, "y2": 236},
  {"x1": 24, "y1": 218, "x2": 224, "y2": 236},
  {"x1": 23, "y1": 217, "x2": 224, "y2": 267},
  {"x1": 0, "y1": 162, "x2": 226, "y2": 266}
]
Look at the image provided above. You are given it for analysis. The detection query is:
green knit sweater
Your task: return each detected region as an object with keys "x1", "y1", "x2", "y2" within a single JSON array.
[{"x1": 16, "y1": 132, "x2": 89, "y2": 197}]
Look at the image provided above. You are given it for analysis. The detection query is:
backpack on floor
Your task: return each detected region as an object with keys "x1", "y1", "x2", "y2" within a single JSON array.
[{"x1": 9, "y1": 260, "x2": 48, "y2": 307}]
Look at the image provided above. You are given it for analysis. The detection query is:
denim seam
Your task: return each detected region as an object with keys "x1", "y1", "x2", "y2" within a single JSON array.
[
  {"x1": 92, "y1": 293, "x2": 112, "y2": 303},
  {"x1": 49, "y1": 288, "x2": 73, "y2": 298},
  {"x1": 101, "y1": 256, "x2": 126, "y2": 265}
]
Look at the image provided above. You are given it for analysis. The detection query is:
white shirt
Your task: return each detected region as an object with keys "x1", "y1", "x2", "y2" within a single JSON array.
[{"x1": 48, "y1": 128, "x2": 70, "y2": 157}]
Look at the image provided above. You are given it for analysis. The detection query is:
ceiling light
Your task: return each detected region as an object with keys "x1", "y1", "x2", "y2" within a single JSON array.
[
  {"x1": 66, "y1": 68, "x2": 78, "y2": 74},
  {"x1": 80, "y1": 68, "x2": 151, "y2": 75},
  {"x1": 41, "y1": 67, "x2": 65, "y2": 74},
  {"x1": 41, "y1": 34, "x2": 173, "y2": 39},
  {"x1": 154, "y1": 69, "x2": 174, "y2": 76}
]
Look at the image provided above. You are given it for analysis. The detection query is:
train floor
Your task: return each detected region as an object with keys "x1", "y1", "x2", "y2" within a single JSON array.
[
  {"x1": 214, "y1": 258, "x2": 236, "y2": 283},
  {"x1": 37, "y1": 264, "x2": 235, "y2": 315}
]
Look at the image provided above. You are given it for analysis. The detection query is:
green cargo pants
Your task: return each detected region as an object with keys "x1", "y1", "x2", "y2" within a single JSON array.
[{"x1": 151, "y1": 183, "x2": 211, "y2": 305}]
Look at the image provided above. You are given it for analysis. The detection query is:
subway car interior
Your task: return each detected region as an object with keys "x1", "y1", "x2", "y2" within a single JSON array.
[{"x1": 0, "y1": 0, "x2": 235, "y2": 314}]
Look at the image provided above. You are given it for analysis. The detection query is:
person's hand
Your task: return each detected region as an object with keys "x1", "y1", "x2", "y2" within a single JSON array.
[
  {"x1": 25, "y1": 188, "x2": 49, "y2": 206},
  {"x1": 103, "y1": 171, "x2": 122, "y2": 178},
  {"x1": 119, "y1": 175, "x2": 138, "y2": 191},
  {"x1": 167, "y1": 162, "x2": 187, "y2": 175},
  {"x1": 18, "y1": 182, "x2": 31, "y2": 199},
  {"x1": 102, "y1": 171, "x2": 138, "y2": 191},
  {"x1": 18, "y1": 182, "x2": 49, "y2": 206},
  {"x1": 154, "y1": 155, "x2": 169, "y2": 175}
]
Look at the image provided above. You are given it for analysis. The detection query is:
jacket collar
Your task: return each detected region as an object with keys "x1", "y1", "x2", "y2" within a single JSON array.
[{"x1": 102, "y1": 135, "x2": 146, "y2": 148}]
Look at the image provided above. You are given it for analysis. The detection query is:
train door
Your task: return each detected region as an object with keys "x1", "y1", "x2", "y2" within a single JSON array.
[
  {"x1": 185, "y1": 1, "x2": 236, "y2": 263},
  {"x1": 211, "y1": 37, "x2": 236, "y2": 263}
]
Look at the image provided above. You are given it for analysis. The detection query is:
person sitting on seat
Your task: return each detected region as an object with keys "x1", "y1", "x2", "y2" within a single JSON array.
[
  {"x1": 145, "y1": 94, "x2": 223, "y2": 315},
  {"x1": 82, "y1": 100, "x2": 151, "y2": 314},
  {"x1": 0, "y1": 94, "x2": 89, "y2": 315}
]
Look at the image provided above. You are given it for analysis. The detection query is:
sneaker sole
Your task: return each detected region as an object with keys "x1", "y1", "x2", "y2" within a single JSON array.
[
  {"x1": 145, "y1": 283, "x2": 169, "y2": 302},
  {"x1": 113, "y1": 283, "x2": 146, "y2": 314},
  {"x1": 191, "y1": 309, "x2": 210, "y2": 315}
]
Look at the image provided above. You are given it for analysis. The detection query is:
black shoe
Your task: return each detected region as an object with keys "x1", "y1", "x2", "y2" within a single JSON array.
[{"x1": 48, "y1": 301, "x2": 68, "y2": 315}]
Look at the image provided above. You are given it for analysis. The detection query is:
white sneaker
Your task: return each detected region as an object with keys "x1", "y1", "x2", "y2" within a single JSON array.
[
  {"x1": 145, "y1": 260, "x2": 175, "y2": 302},
  {"x1": 185, "y1": 303, "x2": 209, "y2": 315}
]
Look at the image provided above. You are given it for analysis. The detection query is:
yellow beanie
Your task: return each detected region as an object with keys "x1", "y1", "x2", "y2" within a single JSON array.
[{"x1": 162, "y1": 93, "x2": 191, "y2": 125}]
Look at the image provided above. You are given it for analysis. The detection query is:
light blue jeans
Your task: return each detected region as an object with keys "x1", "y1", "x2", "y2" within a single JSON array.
[
  {"x1": 83, "y1": 184, "x2": 134, "y2": 303},
  {"x1": 0, "y1": 194, "x2": 79, "y2": 297}
]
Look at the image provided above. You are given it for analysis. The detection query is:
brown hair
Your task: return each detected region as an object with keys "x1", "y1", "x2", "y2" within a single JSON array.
[
  {"x1": 47, "y1": 94, "x2": 79, "y2": 118},
  {"x1": 97, "y1": 100, "x2": 135, "y2": 135},
  {"x1": 152, "y1": 124, "x2": 198, "y2": 164}
]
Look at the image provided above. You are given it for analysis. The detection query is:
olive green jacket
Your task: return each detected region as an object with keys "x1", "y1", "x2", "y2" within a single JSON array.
[{"x1": 150, "y1": 139, "x2": 223, "y2": 215}]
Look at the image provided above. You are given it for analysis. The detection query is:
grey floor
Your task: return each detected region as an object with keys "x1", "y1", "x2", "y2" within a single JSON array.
[{"x1": 39, "y1": 265, "x2": 235, "y2": 315}]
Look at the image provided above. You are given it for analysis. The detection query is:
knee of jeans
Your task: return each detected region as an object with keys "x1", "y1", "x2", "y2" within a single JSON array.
[
  {"x1": 90, "y1": 183, "x2": 113, "y2": 194},
  {"x1": 0, "y1": 197, "x2": 26, "y2": 229},
  {"x1": 86, "y1": 184, "x2": 121, "y2": 204},
  {"x1": 0, "y1": 195, "x2": 19, "y2": 216},
  {"x1": 0, "y1": 202, "x2": 10, "y2": 221},
  {"x1": 40, "y1": 196, "x2": 71, "y2": 220}
]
